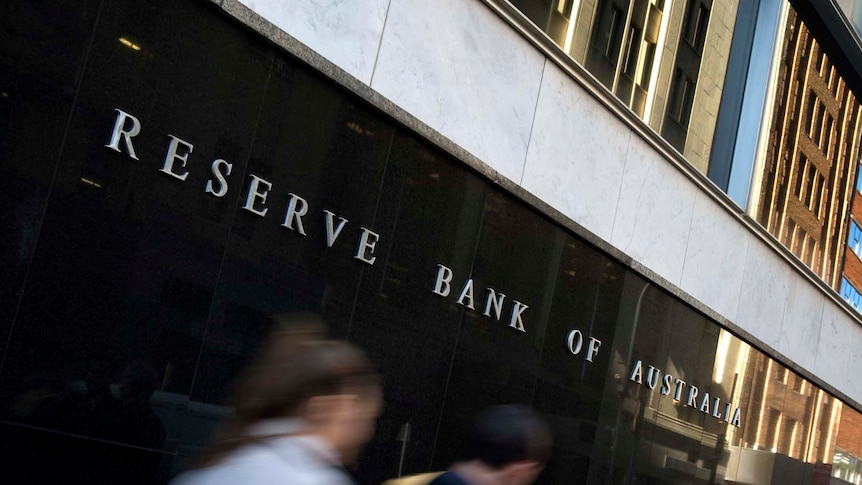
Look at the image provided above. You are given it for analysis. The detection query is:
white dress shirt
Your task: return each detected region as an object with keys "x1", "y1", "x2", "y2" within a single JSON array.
[{"x1": 171, "y1": 418, "x2": 353, "y2": 485}]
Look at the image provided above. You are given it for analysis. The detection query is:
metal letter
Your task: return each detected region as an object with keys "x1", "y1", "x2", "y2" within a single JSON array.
[
  {"x1": 509, "y1": 301, "x2": 528, "y2": 332},
  {"x1": 160, "y1": 135, "x2": 193, "y2": 181},
  {"x1": 483, "y1": 288, "x2": 506, "y2": 320},
  {"x1": 731, "y1": 408, "x2": 742, "y2": 427},
  {"x1": 323, "y1": 210, "x2": 348, "y2": 247},
  {"x1": 712, "y1": 397, "x2": 723, "y2": 418},
  {"x1": 586, "y1": 337, "x2": 602, "y2": 362},
  {"x1": 660, "y1": 373, "x2": 673, "y2": 395},
  {"x1": 629, "y1": 360, "x2": 643, "y2": 384},
  {"x1": 724, "y1": 403, "x2": 732, "y2": 422},
  {"x1": 105, "y1": 108, "x2": 141, "y2": 160},
  {"x1": 687, "y1": 385, "x2": 699, "y2": 407},
  {"x1": 567, "y1": 330, "x2": 583, "y2": 355},
  {"x1": 456, "y1": 279, "x2": 476, "y2": 310},
  {"x1": 354, "y1": 227, "x2": 379, "y2": 265},
  {"x1": 432, "y1": 265, "x2": 453, "y2": 297},
  {"x1": 645, "y1": 366, "x2": 660, "y2": 390},
  {"x1": 699, "y1": 392, "x2": 711, "y2": 413},
  {"x1": 673, "y1": 379, "x2": 686, "y2": 401},
  {"x1": 243, "y1": 174, "x2": 272, "y2": 217},
  {"x1": 282, "y1": 193, "x2": 308, "y2": 235},
  {"x1": 205, "y1": 159, "x2": 232, "y2": 197}
]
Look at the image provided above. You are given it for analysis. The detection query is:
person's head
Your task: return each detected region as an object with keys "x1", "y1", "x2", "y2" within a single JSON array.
[
  {"x1": 458, "y1": 405, "x2": 552, "y2": 485},
  {"x1": 205, "y1": 314, "x2": 382, "y2": 466}
]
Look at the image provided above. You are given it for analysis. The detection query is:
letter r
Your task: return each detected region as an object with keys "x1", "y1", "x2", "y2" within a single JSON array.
[{"x1": 105, "y1": 109, "x2": 141, "y2": 160}]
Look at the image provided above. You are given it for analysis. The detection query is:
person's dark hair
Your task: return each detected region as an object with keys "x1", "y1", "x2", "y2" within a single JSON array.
[
  {"x1": 460, "y1": 405, "x2": 552, "y2": 469},
  {"x1": 196, "y1": 313, "x2": 380, "y2": 467}
]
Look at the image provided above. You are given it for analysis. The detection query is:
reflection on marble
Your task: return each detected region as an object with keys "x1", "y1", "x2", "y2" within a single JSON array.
[
  {"x1": 610, "y1": 136, "x2": 696, "y2": 285},
  {"x1": 371, "y1": 0, "x2": 545, "y2": 183},
  {"x1": 679, "y1": 191, "x2": 750, "y2": 322},
  {"x1": 735, "y1": 239, "x2": 790, "y2": 351},
  {"x1": 238, "y1": 0, "x2": 389, "y2": 83},
  {"x1": 777, "y1": 276, "x2": 825, "y2": 374},
  {"x1": 815, "y1": 301, "x2": 855, "y2": 391},
  {"x1": 521, "y1": 62, "x2": 631, "y2": 241}
]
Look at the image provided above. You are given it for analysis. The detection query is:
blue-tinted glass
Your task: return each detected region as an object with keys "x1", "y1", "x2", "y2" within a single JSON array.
[
  {"x1": 848, "y1": 221, "x2": 862, "y2": 259},
  {"x1": 842, "y1": 278, "x2": 862, "y2": 310}
]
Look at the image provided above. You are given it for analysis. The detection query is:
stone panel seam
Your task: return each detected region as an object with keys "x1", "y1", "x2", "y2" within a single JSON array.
[
  {"x1": 369, "y1": 0, "x2": 394, "y2": 88},
  {"x1": 519, "y1": 58, "x2": 547, "y2": 185},
  {"x1": 810, "y1": 297, "x2": 827, "y2": 379},
  {"x1": 608, "y1": 130, "x2": 634, "y2": 250}
]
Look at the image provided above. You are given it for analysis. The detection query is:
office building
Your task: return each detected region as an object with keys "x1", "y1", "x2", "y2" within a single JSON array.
[{"x1": 4, "y1": 0, "x2": 862, "y2": 483}]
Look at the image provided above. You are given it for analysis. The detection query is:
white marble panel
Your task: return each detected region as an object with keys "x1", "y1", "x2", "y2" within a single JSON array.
[
  {"x1": 520, "y1": 62, "x2": 631, "y2": 241},
  {"x1": 679, "y1": 191, "x2": 750, "y2": 321},
  {"x1": 776, "y1": 276, "x2": 825, "y2": 374},
  {"x1": 734, "y1": 238, "x2": 791, "y2": 351},
  {"x1": 611, "y1": 135, "x2": 696, "y2": 285},
  {"x1": 238, "y1": 0, "x2": 389, "y2": 83},
  {"x1": 815, "y1": 301, "x2": 855, "y2": 393},
  {"x1": 844, "y1": 318, "x2": 862, "y2": 403},
  {"x1": 371, "y1": 0, "x2": 545, "y2": 183}
]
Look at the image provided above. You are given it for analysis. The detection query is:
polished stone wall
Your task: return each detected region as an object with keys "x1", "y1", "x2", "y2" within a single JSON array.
[
  {"x1": 231, "y1": 0, "x2": 862, "y2": 409},
  {"x1": 4, "y1": 1, "x2": 862, "y2": 484}
]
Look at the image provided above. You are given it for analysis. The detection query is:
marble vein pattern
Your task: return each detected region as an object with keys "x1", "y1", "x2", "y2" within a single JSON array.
[
  {"x1": 734, "y1": 239, "x2": 790, "y2": 351},
  {"x1": 370, "y1": 0, "x2": 545, "y2": 183},
  {"x1": 777, "y1": 276, "x2": 824, "y2": 374},
  {"x1": 238, "y1": 0, "x2": 389, "y2": 83},
  {"x1": 610, "y1": 135, "x2": 696, "y2": 285},
  {"x1": 521, "y1": 62, "x2": 631, "y2": 242},
  {"x1": 679, "y1": 191, "x2": 749, "y2": 322},
  {"x1": 815, "y1": 301, "x2": 855, "y2": 392}
]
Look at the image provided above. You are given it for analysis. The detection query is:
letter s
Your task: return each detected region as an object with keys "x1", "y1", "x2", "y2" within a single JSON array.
[{"x1": 205, "y1": 159, "x2": 233, "y2": 197}]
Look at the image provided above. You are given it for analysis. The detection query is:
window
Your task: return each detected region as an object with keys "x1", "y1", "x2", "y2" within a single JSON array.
[
  {"x1": 668, "y1": 68, "x2": 695, "y2": 126},
  {"x1": 793, "y1": 156, "x2": 807, "y2": 198},
  {"x1": 604, "y1": 7, "x2": 626, "y2": 60},
  {"x1": 622, "y1": 26, "x2": 642, "y2": 78},
  {"x1": 848, "y1": 220, "x2": 862, "y2": 259},
  {"x1": 841, "y1": 278, "x2": 862, "y2": 311},
  {"x1": 684, "y1": 1, "x2": 710, "y2": 52},
  {"x1": 556, "y1": 0, "x2": 575, "y2": 17},
  {"x1": 639, "y1": 41, "x2": 656, "y2": 86}
]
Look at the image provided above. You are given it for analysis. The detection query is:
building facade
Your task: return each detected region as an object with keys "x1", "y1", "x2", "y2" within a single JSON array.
[
  {"x1": 754, "y1": 7, "x2": 862, "y2": 291},
  {"x1": 5, "y1": 0, "x2": 862, "y2": 484}
]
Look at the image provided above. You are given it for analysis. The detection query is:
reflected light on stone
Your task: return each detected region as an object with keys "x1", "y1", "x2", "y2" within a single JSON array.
[
  {"x1": 713, "y1": 330, "x2": 731, "y2": 384},
  {"x1": 725, "y1": 342, "x2": 751, "y2": 446},
  {"x1": 80, "y1": 177, "x2": 102, "y2": 188},
  {"x1": 805, "y1": 390, "x2": 824, "y2": 463},
  {"x1": 772, "y1": 414, "x2": 783, "y2": 453},
  {"x1": 118, "y1": 37, "x2": 141, "y2": 51},
  {"x1": 824, "y1": 398, "x2": 842, "y2": 463},
  {"x1": 755, "y1": 358, "x2": 774, "y2": 447}
]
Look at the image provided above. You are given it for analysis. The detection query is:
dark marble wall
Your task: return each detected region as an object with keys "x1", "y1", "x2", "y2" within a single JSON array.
[{"x1": 1, "y1": 1, "x2": 858, "y2": 484}]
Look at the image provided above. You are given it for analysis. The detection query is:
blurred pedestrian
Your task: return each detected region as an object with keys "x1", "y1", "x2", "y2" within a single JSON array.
[
  {"x1": 418, "y1": 405, "x2": 552, "y2": 485},
  {"x1": 172, "y1": 315, "x2": 382, "y2": 485}
]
